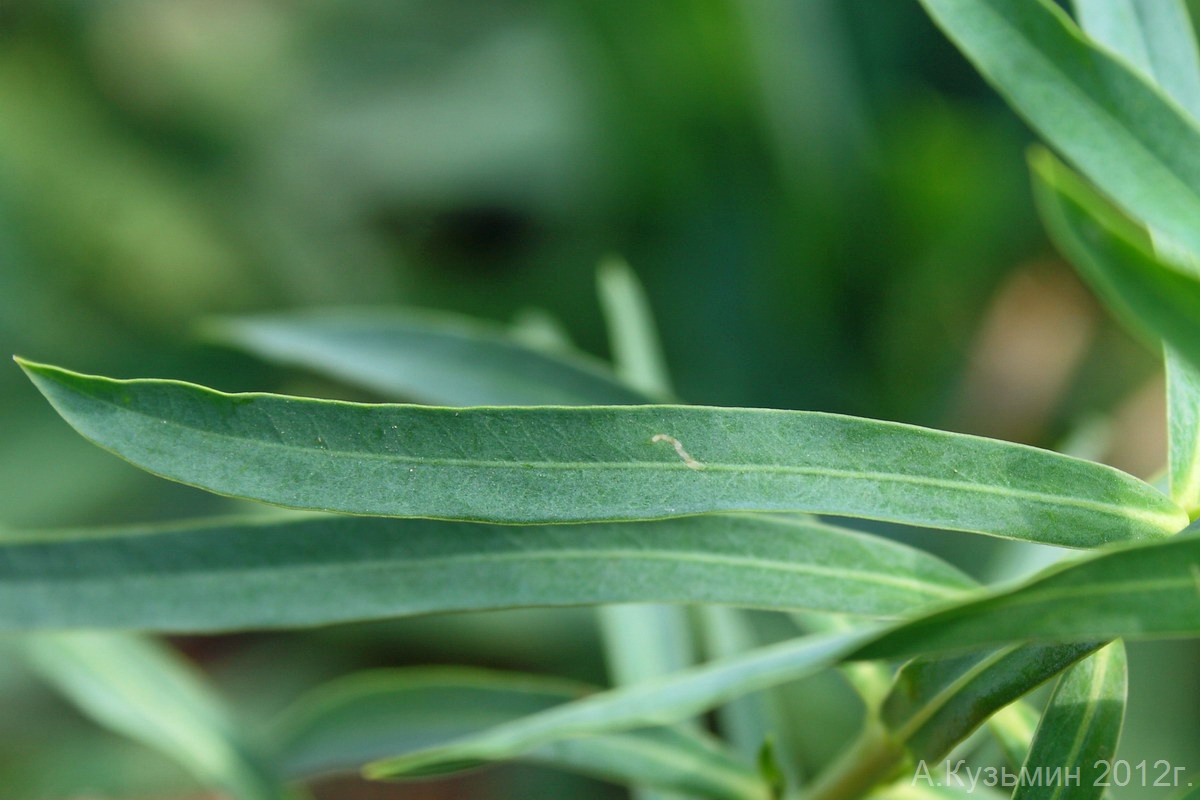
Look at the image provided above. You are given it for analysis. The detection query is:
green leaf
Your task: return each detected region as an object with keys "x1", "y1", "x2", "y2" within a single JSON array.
[
  {"x1": 21, "y1": 632, "x2": 297, "y2": 800},
  {"x1": 17, "y1": 360, "x2": 1185, "y2": 545},
  {"x1": 0, "y1": 512, "x2": 972, "y2": 632},
  {"x1": 274, "y1": 667, "x2": 769, "y2": 800},
  {"x1": 855, "y1": 529, "x2": 1200, "y2": 660},
  {"x1": 1068, "y1": 1, "x2": 1200, "y2": 518},
  {"x1": 203, "y1": 308, "x2": 646, "y2": 406},
  {"x1": 1166, "y1": 348, "x2": 1200, "y2": 516},
  {"x1": 917, "y1": 0, "x2": 1200, "y2": 258},
  {"x1": 1011, "y1": 641, "x2": 1126, "y2": 800},
  {"x1": 881, "y1": 643, "x2": 1100, "y2": 764},
  {"x1": 359, "y1": 527, "x2": 1200, "y2": 780},
  {"x1": 1073, "y1": 0, "x2": 1200, "y2": 120},
  {"x1": 596, "y1": 256, "x2": 675, "y2": 400},
  {"x1": 363, "y1": 627, "x2": 880, "y2": 781},
  {"x1": 802, "y1": 643, "x2": 1100, "y2": 800},
  {"x1": 1030, "y1": 148, "x2": 1200, "y2": 376},
  {"x1": 1031, "y1": 148, "x2": 1200, "y2": 514},
  {"x1": 988, "y1": 699, "x2": 1041, "y2": 769}
]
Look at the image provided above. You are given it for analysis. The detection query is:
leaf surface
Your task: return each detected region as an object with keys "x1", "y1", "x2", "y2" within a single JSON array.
[
  {"x1": 0, "y1": 512, "x2": 973, "y2": 631},
  {"x1": 22, "y1": 633, "x2": 296, "y2": 800},
  {"x1": 274, "y1": 667, "x2": 768, "y2": 800},
  {"x1": 1030, "y1": 149, "x2": 1200, "y2": 376},
  {"x1": 1011, "y1": 641, "x2": 1126, "y2": 800},
  {"x1": 204, "y1": 309, "x2": 646, "y2": 406},
  {"x1": 363, "y1": 528, "x2": 1200, "y2": 779},
  {"x1": 918, "y1": 0, "x2": 1200, "y2": 257},
  {"x1": 18, "y1": 360, "x2": 1185, "y2": 545}
]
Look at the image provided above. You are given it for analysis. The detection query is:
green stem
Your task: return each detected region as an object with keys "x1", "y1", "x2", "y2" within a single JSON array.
[{"x1": 799, "y1": 721, "x2": 906, "y2": 800}]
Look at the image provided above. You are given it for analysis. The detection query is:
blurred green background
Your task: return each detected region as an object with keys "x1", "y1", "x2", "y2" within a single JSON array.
[{"x1": 1, "y1": 1, "x2": 1194, "y2": 798}]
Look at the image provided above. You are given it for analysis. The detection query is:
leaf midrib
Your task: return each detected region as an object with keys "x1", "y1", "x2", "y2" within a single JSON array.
[
  {"x1": 10, "y1": 547, "x2": 970, "y2": 604},
  {"x1": 105, "y1": 390, "x2": 1172, "y2": 530}
]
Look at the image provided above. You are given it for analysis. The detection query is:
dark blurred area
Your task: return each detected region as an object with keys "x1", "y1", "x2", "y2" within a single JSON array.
[{"x1": 0, "y1": 2, "x2": 1184, "y2": 798}]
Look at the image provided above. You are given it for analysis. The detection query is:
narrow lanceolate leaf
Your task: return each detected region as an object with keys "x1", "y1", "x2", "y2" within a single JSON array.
[
  {"x1": 1073, "y1": 0, "x2": 1200, "y2": 120},
  {"x1": 364, "y1": 627, "x2": 880, "y2": 780},
  {"x1": 855, "y1": 529, "x2": 1200, "y2": 660},
  {"x1": 1011, "y1": 642, "x2": 1126, "y2": 800},
  {"x1": 1032, "y1": 148, "x2": 1200, "y2": 512},
  {"x1": 203, "y1": 309, "x2": 646, "y2": 406},
  {"x1": 274, "y1": 668, "x2": 769, "y2": 800},
  {"x1": 1031, "y1": 149, "x2": 1200, "y2": 376},
  {"x1": 17, "y1": 360, "x2": 1185, "y2": 545},
  {"x1": 802, "y1": 643, "x2": 1100, "y2": 800},
  {"x1": 880, "y1": 642, "x2": 1100, "y2": 763},
  {"x1": 0, "y1": 513, "x2": 974, "y2": 632},
  {"x1": 918, "y1": 0, "x2": 1200, "y2": 258},
  {"x1": 1068, "y1": 1, "x2": 1200, "y2": 518},
  {"x1": 596, "y1": 257, "x2": 675, "y2": 400},
  {"x1": 22, "y1": 633, "x2": 296, "y2": 800},
  {"x1": 364, "y1": 527, "x2": 1200, "y2": 782}
]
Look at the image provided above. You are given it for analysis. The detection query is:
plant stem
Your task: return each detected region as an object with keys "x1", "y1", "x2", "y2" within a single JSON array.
[{"x1": 799, "y1": 720, "x2": 907, "y2": 800}]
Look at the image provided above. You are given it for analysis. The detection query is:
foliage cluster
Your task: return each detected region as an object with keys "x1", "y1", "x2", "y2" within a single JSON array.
[{"x1": 7, "y1": 1, "x2": 1200, "y2": 799}]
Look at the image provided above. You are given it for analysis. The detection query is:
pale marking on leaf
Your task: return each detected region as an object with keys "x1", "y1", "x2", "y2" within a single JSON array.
[{"x1": 651, "y1": 434, "x2": 704, "y2": 471}]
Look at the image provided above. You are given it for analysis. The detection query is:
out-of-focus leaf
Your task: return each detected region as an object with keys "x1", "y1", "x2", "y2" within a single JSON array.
[
  {"x1": 204, "y1": 309, "x2": 646, "y2": 406},
  {"x1": 21, "y1": 632, "x2": 297, "y2": 800},
  {"x1": 0, "y1": 733, "x2": 199, "y2": 800},
  {"x1": 1011, "y1": 641, "x2": 1126, "y2": 800},
  {"x1": 870, "y1": 782, "x2": 1009, "y2": 800},
  {"x1": 918, "y1": 0, "x2": 1200, "y2": 259},
  {"x1": 363, "y1": 627, "x2": 878, "y2": 781},
  {"x1": 17, "y1": 360, "x2": 1185, "y2": 545},
  {"x1": 988, "y1": 700, "x2": 1041, "y2": 769},
  {"x1": 1030, "y1": 149, "x2": 1200, "y2": 378},
  {"x1": 597, "y1": 603, "x2": 698, "y2": 690},
  {"x1": 1165, "y1": 348, "x2": 1200, "y2": 517},
  {"x1": 274, "y1": 667, "x2": 769, "y2": 800},
  {"x1": 0, "y1": 512, "x2": 973, "y2": 632},
  {"x1": 596, "y1": 257, "x2": 674, "y2": 400}
]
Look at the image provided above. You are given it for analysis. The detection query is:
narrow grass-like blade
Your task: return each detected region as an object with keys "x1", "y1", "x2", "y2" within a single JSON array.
[
  {"x1": 22, "y1": 632, "x2": 297, "y2": 800},
  {"x1": 596, "y1": 257, "x2": 674, "y2": 400},
  {"x1": 917, "y1": 0, "x2": 1200, "y2": 258},
  {"x1": 17, "y1": 360, "x2": 1185, "y2": 545},
  {"x1": 203, "y1": 309, "x2": 646, "y2": 406},
  {"x1": 364, "y1": 627, "x2": 879, "y2": 780},
  {"x1": 855, "y1": 529, "x2": 1200, "y2": 660},
  {"x1": 883, "y1": 644, "x2": 1098, "y2": 763},
  {"x1": 1030, "y1": 149, "x2": 1200, "y2": 376},
  {"x1": 359, "y1": 528, "x2": 1200, "y2": 781},
  {"x1": 0, "y1": 513, "x2": 974, "y2": 632},
  {"x1": 1011, "y1": 641, "x2": 1126, "y2": 800},
  {"x1": 274, "y1": 668, "x2": 768, "y2": 800}
]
